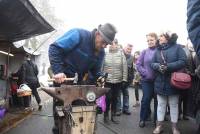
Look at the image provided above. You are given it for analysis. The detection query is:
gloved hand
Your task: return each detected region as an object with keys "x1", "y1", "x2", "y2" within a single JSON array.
[
  {"x1": 96, "y1": 73, "x2": 108, "y2": 88},
  {"x1": 122, "y1": 81, "x2": 128, "y2": 88},
  {"x1": 158, "y1": 64, "x2": 167, "y2": 74}
]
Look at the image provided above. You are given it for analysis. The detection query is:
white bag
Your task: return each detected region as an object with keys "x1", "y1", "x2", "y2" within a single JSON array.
[
  {"x1": 17, "y1": 84, "x2": 31, "y2": 92},
  {"x1": 17, "y1": 84, "x2": 32, "y2": 97}
]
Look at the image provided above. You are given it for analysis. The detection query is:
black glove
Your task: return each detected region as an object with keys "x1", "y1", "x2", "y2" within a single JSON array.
[
  {"x1": 158, "y1": 64, "x2": 167, "y2": 74},
  {"x1": 122, "y1": 81, "x2": 128, "y2": 88}
]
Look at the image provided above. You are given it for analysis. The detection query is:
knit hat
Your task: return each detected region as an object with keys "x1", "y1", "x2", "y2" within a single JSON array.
[{"x1": 98, "y1": 23, "x2": 117, "y2": 44}]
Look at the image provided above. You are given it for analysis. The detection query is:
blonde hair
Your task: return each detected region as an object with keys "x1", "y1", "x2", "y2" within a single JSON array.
[{"x1": 146, "y1": 32, "x2": 158, "y2": 40}]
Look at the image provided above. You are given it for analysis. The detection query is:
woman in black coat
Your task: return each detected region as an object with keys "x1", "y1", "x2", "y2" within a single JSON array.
[{"x1": 151, "y1": 31, "x2": 187, "y2": 134}]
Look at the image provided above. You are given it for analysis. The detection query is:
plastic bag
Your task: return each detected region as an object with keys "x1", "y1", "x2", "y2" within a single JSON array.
[
  {"x1": 17, "y1": 84, "x2": 32, "y2": 97},
  {"x1": 17, "y1": 84, "x2": 31, "y2": 92},
  {"x1": 96, "y1": 95, "x2": 106, "y2": 114},
  {"x1": 0, "y1": 107, "x2": 6, "y2": 119}
]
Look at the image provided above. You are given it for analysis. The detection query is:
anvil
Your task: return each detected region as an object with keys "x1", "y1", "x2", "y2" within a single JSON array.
[{"x1": 40, "y1": 85, "x2": 109, "y2": 107}]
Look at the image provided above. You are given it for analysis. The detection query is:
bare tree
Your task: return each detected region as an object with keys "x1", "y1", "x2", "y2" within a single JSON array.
[
  {"x1": 23, "y1": 0, "x2": 63, "y2": 53},
  {"x1": 30, "y1": 0, "x2": 63, "y2": 28}
]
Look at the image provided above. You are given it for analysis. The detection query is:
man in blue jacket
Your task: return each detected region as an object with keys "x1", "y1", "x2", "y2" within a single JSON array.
[
  {"x1": 48, "y1": 23, "x2": 117, "y2": 134},
  {"x1": 187, "y1": 0, "x2": 200, "y2": 133},
  {"x1": 187, "y1": 0, "x2": 200, "y2": 58}
]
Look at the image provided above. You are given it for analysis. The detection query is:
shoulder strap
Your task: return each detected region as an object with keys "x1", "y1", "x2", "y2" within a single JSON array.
[{"x1": 160, "y1": 50, "x2": 166, "y2": 64}]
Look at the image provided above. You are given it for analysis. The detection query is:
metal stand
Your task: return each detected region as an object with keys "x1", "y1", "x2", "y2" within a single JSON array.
[{"x1": 41, "y1": 85, "x2": 109, "y2": 134}]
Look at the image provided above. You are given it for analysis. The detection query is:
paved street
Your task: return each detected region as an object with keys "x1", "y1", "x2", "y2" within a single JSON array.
[{"x1": 4, "y1": 88, "x2": 198, "y2": 134}]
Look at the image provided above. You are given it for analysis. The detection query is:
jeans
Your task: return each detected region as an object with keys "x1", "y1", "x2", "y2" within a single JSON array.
[
  {"x1": 105, "y1": 83, "x2": 121, "y2": 115},
  {"x1": 140, "y1": 81, "x2": 157, "y2": 121},
  {"x1": 116, "y1": 84, "x2": 129, "y2": 112},
  {"x1": 157, "y1": 94, "x2": 179, "y2": 123},
  {"x1": 28, "y1": 83, "x2": 41, "y2": 105}
]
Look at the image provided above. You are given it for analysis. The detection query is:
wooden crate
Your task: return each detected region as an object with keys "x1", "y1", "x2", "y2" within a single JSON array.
[{"x1": 70, "y1": 105, "x2": 96, "y2": 134}]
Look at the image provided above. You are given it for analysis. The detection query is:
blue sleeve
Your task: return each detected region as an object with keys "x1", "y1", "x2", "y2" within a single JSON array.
[
  {"x1": 48, "y1": 29, "x2": 81, "y2": 74},
  {"x1": 56, "y1": 29, "x2": 81, "y2": 53},
  {"x1": 187, "y1": 0, "x2": 200, "y2": 58},
  {"x1": 48, "y1": 44, "x2": 65, "y2": 74},
  {"x1": 167, "y1": 46, "x2": 187, "y2": 71},
  {"x1": 151, "y1": 51, "x2": 160, "y2": 71}
]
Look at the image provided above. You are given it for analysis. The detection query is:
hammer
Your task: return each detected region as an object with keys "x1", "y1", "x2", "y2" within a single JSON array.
[{"x1": 48, "y1": 73, "x2": 78, "y2": 84}]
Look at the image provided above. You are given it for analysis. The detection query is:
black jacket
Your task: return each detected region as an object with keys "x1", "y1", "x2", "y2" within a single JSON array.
[{"x1": 18, "y1": 60, "x2": 39, "y2": 85}]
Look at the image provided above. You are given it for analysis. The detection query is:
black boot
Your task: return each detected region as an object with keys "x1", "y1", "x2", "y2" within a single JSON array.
[
  {"x1": 196, "y1": 125, "x2": 200, "y2": 134},
  {"x1": 104, "y1": 113, "x2": 111, "y2": 125},
  {"x1": 182, "y1": 115, "x2": 189, "y2": 120},
  {"x1": 52, "y1": 126, "x2": 59, "y2": 134},
  {"x1": 111, "y1": 115, "x2": 120, "y2": 124}
]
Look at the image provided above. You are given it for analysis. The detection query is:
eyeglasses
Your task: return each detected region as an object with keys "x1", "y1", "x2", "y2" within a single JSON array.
[{"x1": 98, "y1": 33, "x2": 109, "y2": 46}]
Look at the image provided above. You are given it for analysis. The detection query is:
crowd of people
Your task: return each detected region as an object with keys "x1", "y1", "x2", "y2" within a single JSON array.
[
  {"x1": 9, "y1": 1, "x2": 197, "y2": 134},
  {"x1": 5, "y1": 0, "x2": 200, "y2": 134},
  {"x1": 48, "y1": 22, "x2": 200, "y2": 134},
  {"x1": 99, "y1": 30, "x2": 200, "y2": 134}
]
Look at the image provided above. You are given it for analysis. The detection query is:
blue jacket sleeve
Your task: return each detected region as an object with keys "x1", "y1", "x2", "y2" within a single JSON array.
[
  {"x1": 48, "y1": 29, "x2": 81, "y2": 74},
  {"x1": 187, "y1": 0, "x2": 200, "y2": 58},
  {"x1": 151, "y1": 51, "x2": 160, "y2": 71},
  {"x1": 48, "y1": 44, "x2": 65, "y2": 74},
  {"x1": 167, "y1": 46, "x2": 187, "y2": 71},
  {"x1": 56, "y1": 29, "x2": 80, "y2": 52}
]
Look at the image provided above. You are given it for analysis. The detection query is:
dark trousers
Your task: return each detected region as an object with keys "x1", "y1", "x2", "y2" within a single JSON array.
[
  {"x1": 28, "y1": 83, "x2": 41, "y2": 105},
  {"x1": 23, "y1": 96, "x2": 31, "y2": 107},
  {"x1": 134, "y1": 82, "x2": 140, "y2": 101},
  {"x1": 198, "y1": 125, "x2": 200, "y2": 134},
  {"x1": 11, "y1": 94, "x2": 23, "y2": 107},
  {"x1": 116, "y1": 83, "x2": 130, "y2": 112},
  {"x1": 105, "y1": 83, "x2": 121, "y2": 115},
  {"x1": 153, "y1": 93, "x2": 158, "y2": 122},
  {"x1": 179, "y1": 90, "x2": 189, "y2": 116},
  {"x1": 11, "y1": 94, "x2": 31, "y2": 107},
  {"x1": 140, "y1": 81, "x2": 157, "y2": 122},
  {"x1": 53, "y1": 98, "x2": 63, "y2": 129}
]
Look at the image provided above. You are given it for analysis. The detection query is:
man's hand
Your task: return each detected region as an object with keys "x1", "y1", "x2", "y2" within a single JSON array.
[
  {"x1": 53, "y1": 73, "x2": 66, "y2": 83},
  {"x1": 132, "y1": 79, "x2": 138, "y2": 86},
  {"x1": 96, "y1": 73, "x2": 108, "y2": 88}
]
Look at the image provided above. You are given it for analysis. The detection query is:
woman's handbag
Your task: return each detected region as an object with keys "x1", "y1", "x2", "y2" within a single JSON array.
[
  {"x1": 170, "y1": 72, "x2": 192, "y2": 90},
  {"x1": 160, "y1": 50, "x2": 191, "y2": 90}
]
